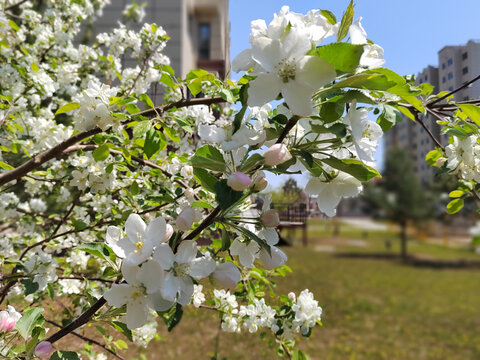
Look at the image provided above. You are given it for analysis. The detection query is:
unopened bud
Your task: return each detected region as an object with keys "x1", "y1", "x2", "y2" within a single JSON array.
[
  {"x1": 34, "y1": 341, "x2": 52, "y2": 359},
  {"x1": 0, "y1": 306, "x2": 21, "y2": 333},
  {"x1": 253, "y1": 176, "x2": 268, "y2": 192},
  {"x1": 288, "y1": 292, "x2": 296, "y2": 301},
  {"x1": 261, "y1": 209, "x2": 280, "y2": 228},
  {"x1": 264, "y1": 144, "x2": 292, "y2": 166},
  {"x1": 176, "y1": 207, "x2": 195, "y2": 231},
  {"x1": 227, "y1": 172, "x2": 252, "y2": 191},
  {"x1": 162, "y1": 224, "x2": 174, "y2": 243}
]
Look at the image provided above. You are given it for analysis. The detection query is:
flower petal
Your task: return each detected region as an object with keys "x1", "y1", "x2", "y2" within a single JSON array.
[
  {"x1": 282, "y1": 82, "x2": 315, "y2": 116},
  {"x1": 148, "y1": 291, "x2": 174, "y2": 312},
  {"x1": 161, "y1": 272, "x2": 182, "y2": 302},
  {"x1": 176, "y1": 240, "x2": 197, "y2": 264},
  {"x1": 297, "y1": 56, "x2": 336, "y2": 90},
  {"x1": 121, "y1": 262, "x2": 140, "y2": 285},
  {"x1": 125, "y1": 214, "x2": 147, "y2": 241},
  {"x1": 105, "y1": 226, "x2": 124, "y2": 257},
  {"x1": 190, "y1": 256, "x2": 216, "y2": 280},
  {"x1": 259, "y1": 246, "x2": 287, "y2": 270},
  {"x1": 146, "y1": 216, "x2": 166, "y2": 247},
  {"x1": 137, "y1": 260, "x2": 164, "y2": 294},
  {"x1": 153, "y1": 243, "x2": 175, "y2": 270},
  {"x1": 126, "y1": 298, "x2": 148, "y2": 329},
  {"x1": 258, "y1": 228, "x2": 279, "y2": 246},
  {"x1": 177, "y1": 277, "x2": 194, "y2": 306},
  {"x1": 232, "y1": 48, "x2": 254, "y2": 73},
  {"x1": 104, "y1": 284, "x2": 134, "y2": 308},
  {"x1": 247, "y1": 73, "x2": 282, "y2": 107}
]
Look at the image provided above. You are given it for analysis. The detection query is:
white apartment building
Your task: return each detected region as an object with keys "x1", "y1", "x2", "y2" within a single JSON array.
[{"x1": 384, "y1": 40, "x2": 480, "y2": 185}]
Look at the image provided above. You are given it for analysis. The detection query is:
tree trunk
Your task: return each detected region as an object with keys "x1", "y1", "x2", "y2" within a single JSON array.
[{"x1": 400, "y1": 220, "x2": 408, "y2": 261}]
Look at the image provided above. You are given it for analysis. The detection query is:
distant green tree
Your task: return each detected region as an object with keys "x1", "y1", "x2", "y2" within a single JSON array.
[{"x1": 362, "y1": 147, "x2": 435, "y2": 259}]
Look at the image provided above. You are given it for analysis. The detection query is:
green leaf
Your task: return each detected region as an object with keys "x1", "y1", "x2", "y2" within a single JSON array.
[
  {"x1": 377, "y1": 104, "x2": 403, "y2": 132},
  {"x1": 132, "y1": 120, "x2": 150, "y2": 138},
  {"x1": 55, "y1": 102, "x2": 81, "y2": 115},
  {"x1": 160, "y1": 303, "x2": 183, "y2": 332},
  {"x1": 110, "y1": 321, "x2": 133, "y2": 341},
  {"x1": 15, "y1": 308, "x2": 44, "y2": 340},
  {"x1": 144, "y1": 128, "x2": 165, "y2": 159},
  {"x1": 319, "y1": 101, "x2": 344, "y2": 123},
  {"x1": 292, "y1": 349, "x2": 310, "y2": 360},
  {"x1": 92, "y1": 144, "x2": 110, "y2": 162},
  {"x1": 459, "y1": 104, "x2": 480, "y2": 128},
  {"x1": 49, "y1": 351, "x2": 80, "y2": 360},
  {"x1": 78, "y1": 243, "x2": 115, "y2": 263},
  {"x1": 0, "y1": 161, "x2": 14, "y2": 170},
  {"x1": 191, "y1": 145, "x2": 226, "y2": 172},
  {"x1": 130, "y1": 181, "x2": 140, "y2": 195},
  {"x1": 8, "y1": 20, "x2": 20, "y2": 31},
  {"x1": 449, "y1": 190, "x2": 464, "y2": 198},
  {"x1": 425, "y1": 149, "x2": 442, "y2": 166},
  {"x1": 220, "y1": 89, "x2": 236, "y2": 103},
  {"x1": 446, "y1": 198, "x2": 464, "y2": 214},
  {"x1": 21, "y1": 279, "x2": 39, "y2": 296},
  {"x1": 320, "y1": 9, "x2": 337, "y2": 24},
  {"x1": 321, "y1": 157, "x2": 380, "y2": 182},
  {"x1": 139, "y1": 94, "x2": 154, "y2": 109},
  {"x1": 193, "y1": 168, "x2": 218, "y2": 193},
  {"x1": 164, "y1": 126, "x2": 180, "y2": 142},
  {"x1": 215, "y1": 179, "x2": 244, "y2": 211},
  {"x1": 313, "y1": 43, "x2": 364, "y2": 73},
  {"x1": 125, "y1": 103, "x2": 141, "y2": 115},
  {"x1": 239, "y1": 153, "x2": 264, "y2": 173},
  {"x1": 337, "y1": 0, "x2": 354, "y2": 41},
  {"x1": 221, "y1": 228, "x2": 231, "y2": 251},
  {"x1": 31, "y1": 62, "x2": 39, "y2": 73}
]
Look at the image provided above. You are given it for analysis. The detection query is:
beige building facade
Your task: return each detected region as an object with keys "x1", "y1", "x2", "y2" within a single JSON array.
[{"x1": 95, "y1": 0, "x2": 230, "y2": 79}]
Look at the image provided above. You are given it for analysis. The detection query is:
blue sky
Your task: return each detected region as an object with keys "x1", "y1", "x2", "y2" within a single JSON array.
[{"x1": 228, "y1": 1, "x2": 480, "y2": 188}]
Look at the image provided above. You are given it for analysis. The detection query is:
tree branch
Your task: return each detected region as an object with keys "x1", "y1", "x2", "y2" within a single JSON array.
[
  {"x1": 4, "y1": 0, "x2": 29, "y2": 11},
  {"x1": 45, "y1": 319, "x2": 125, "y2": 360},
  {"x1": 428, "y1": 73, "x2": 480, "y2": 106},
  {"x1": 276, "y1": 115, "x2": 301, "y2": 144},
  {"x1": 414, "y1": 110, "x2": 444, "y2": 150},
  {"x1": 0, "y1": 97, "x2": 224, "y2": 188}
]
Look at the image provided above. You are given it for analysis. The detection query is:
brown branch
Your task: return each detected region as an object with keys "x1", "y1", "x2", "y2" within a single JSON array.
[
  {"x1": 19, "y1": 191, "x2": 82, "y2": 260},
  {"x1": 46, "y1": 319, "x2": 126, "y2": 360},
  {"x1": 415, "y1": 110, "x2": 444, "y2": 150},
  {"x1": 184, "y1": 206, "x2": 221, "y2": 241},
  {"x1": 45, "y1": 296, "x2": 107, "y2": 344},
  {"x1": 4, "y1": 0, "x2": 29, "y2": 11},
  {"x1": 276, "y1": 115, "x2": 300, "y2": 144},
  {"x1": 428, "y1": 73, "x2": 480, "y2": 106},
  {"x1": 58, "y1": 276, "x2": 114, "y2": 284},
  {"x1": 0, "y1": 97, "x2": 224, "y2": 188},
  {"x1": 64, "y1": 144, "x2": 196, "y2": 196}
]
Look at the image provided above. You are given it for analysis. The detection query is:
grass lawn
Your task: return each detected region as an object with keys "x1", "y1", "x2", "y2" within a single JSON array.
[{"x1": 133, "y1": 221, "x2": 480, "y2": 360}]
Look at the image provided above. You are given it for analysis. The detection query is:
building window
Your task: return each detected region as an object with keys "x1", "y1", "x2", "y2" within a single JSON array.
[
  {"x1": 442, "y1": 76, "x2": 446, "y2": 83},
  {"x1": 448, "y1": 72, "x2": 453, "y2": 80},
  {"x1": 447, "y1": 58, "x2": 453, "y2": 66},
  {"x1": 462, "y1": 52, "x2": 468, "y2": 60},
  {"x1": 462, "y1": 66, "x2": 468, "y2": 74},
  {"x1": 464, "y1": 96, "x2": 469, "y2": 101},
  {"x1": 442, "y1": 63, "x2": 446, "y2": 69},
  {"x1": 449, "y1": 86, "x2": 453, "y2": 91},
  {"x1": 425, "y1": 75, "x2": 428, "y2": 81},
  {"x1": 419, "y1": 79, "x2": 423, "y2": 84},
  {"x1": 198, "y1": 23, "x2": 211, "y2": 59}
]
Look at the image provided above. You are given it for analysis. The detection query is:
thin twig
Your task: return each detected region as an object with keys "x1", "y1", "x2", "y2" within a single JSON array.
[
  {"x1": 4, "y1": 0, "x2": 29, "y2": 11},
  {"x1": 276, "y1": 116, "x2": 301, "y2": 144},
  {"x1": 428, "y1": 73, "x2": 480, "y2": 106},
  {"x1": 415, "y1": 110, "x2": 444, "y2": 150}
]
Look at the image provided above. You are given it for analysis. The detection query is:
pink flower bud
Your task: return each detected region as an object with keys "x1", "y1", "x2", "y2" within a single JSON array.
[
  {"x1": 34, "y1": 341, "x2": 53, "y2": 359},
  {"x1": 261, "y1": 209, "x2": 280, "y2": 228},
  {"x1": 264, "y1": 144, "x2": 292, "y2": 166},
  {"x1": 288, "y1": 292, "x2": 296, "y2": 301},
  {"x1": 253, "y1": 176, "x2": 268, "y2": 192},
  {"x1": 0, "y1": 306, "x2": 21, "y2": 333},
  {"x1": 162, "y1": 224, "x2": 174, "y2": 243},
  {"x1": 213, "y1": 262, "x2": 241, "y2": 289},
  {"x1": 227, "y1": 172, "x2": 252, "y2": 191},
  {"x1": 176, "y1": 207, "x2": 195, "y2": 231}
]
